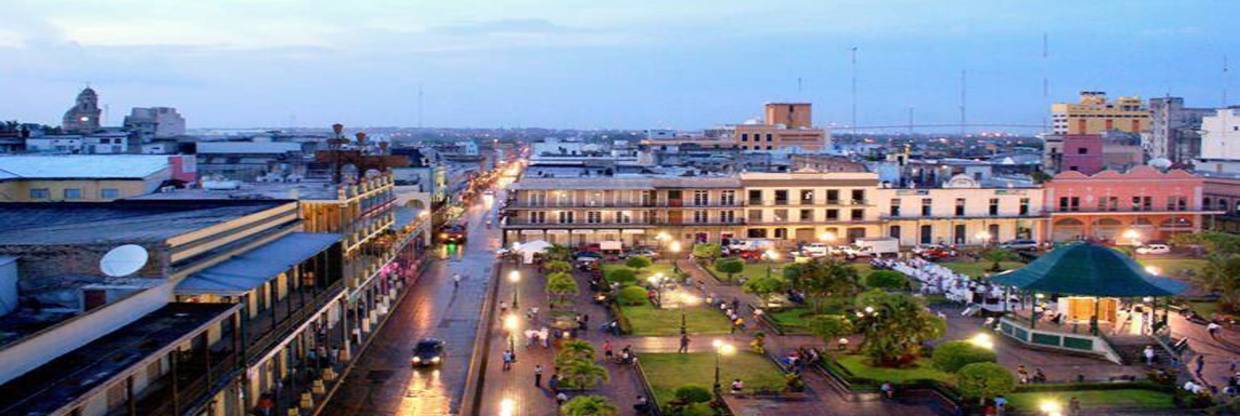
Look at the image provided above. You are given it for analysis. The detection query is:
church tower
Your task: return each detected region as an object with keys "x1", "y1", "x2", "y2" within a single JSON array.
[{"x1": 62, "y1": 87, "x2": 102, "y2": 133}]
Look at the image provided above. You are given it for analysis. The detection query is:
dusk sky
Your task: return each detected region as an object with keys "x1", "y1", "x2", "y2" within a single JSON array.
[{"x1": 1, "y1": 1, "x2": 1236, "y2": 131}]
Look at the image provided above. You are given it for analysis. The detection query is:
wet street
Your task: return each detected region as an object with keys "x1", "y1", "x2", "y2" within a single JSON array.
[{"x1": 322, "y1": 190, "x2": 504, "y2": 416}]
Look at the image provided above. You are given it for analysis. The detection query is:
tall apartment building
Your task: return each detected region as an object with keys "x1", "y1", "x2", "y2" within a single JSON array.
[
  {"x1": 1146, "y1": 97, "x2": 1214, "y2": 162},
  {"x1": 1051, "y1": 91, "x2": 1150, "y2": 135},
  {"x1": 730, "y1": 103, "x2": 830, "y2": 152},
  {"x1": 1196, "y1": 107, "x2": 1240, "y2": 174},
  {"x1": 876, "y1": 175, "x2": 1044, "y2": 246}
]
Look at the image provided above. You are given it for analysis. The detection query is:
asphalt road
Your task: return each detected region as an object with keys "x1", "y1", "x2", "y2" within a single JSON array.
[{"x1": 322, "y1": 189, "x2": 504, "y2": 416}]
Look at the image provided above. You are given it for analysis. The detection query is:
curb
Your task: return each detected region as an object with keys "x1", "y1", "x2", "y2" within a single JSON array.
[{"x1": 460, "y1": 262, "x2": 502, "y2": 415}]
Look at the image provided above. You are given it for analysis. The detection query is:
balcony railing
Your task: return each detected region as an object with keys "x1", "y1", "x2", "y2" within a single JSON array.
[
  {"x1": 245, "y1": 278, "x2": 346, "y2": 366},
  {"x1": 507, "y1": 201, "x2": 742, "y2": 208}
]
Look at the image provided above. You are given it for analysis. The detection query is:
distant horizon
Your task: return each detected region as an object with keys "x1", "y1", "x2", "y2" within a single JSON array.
[{"x1": 2, "y1": 1, "x2": 1236, "y2": 131}]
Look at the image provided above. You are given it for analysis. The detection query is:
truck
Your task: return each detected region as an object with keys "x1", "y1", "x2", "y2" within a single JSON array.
[{"x1": 840, "y1": 237, "x2": 900, "y2": 258}]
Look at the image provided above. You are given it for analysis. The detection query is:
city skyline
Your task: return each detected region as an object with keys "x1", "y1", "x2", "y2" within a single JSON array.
[{"x1": 1, "y1": 1, "x2": 1237, "y2": 131}]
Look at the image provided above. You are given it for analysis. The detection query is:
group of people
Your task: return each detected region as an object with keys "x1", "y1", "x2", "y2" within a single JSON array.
[
  {"x1": 1015, "y1": 364, "x2": 1048, "y2": 384},
  {"x1": 872, "y1": 257, "x2": 1011, "y2": 310}
]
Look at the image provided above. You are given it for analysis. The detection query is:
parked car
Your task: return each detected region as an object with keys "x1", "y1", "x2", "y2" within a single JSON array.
[
  {"x1": 411, "y1": 338, "x2": 445, "y2": 367},
  {"x1": 852, "y1": 237, "x2": 899, "y2": 258},
  {"x1": 626, "y1": 247, "x2": 660, "y2": 260},
  {"x1": 1136, "y1": 244, "x2": 1171, "y2": 255},
  {"x1": 801, "y1": 242, "x2": 833, "y2": 257},
  {"x1": 912, "y1": 244, "x2": 957, "y2": 260},
  {"x1": 727, "y1": 239, "x2": 775, "y2": 252},
  {"x1": 998, "y1": 239, "x2": 1039, "y2": 251}
]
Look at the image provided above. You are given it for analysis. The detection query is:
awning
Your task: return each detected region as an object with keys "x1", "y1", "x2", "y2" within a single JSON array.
[
  {"x1": 177, "y1": 232, "x2": 342, "y2": 296},
  {"x1": 547, "y1": 230, "x2": 570, "y2": 235}
]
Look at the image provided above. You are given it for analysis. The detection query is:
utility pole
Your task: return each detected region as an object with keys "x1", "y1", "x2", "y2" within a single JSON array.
[
  {"x1": 417, "y1": 84, "x2": 424, "y2": 129},
  {"x1": 959, "y1": 70, "x2": 967, "y2": 136},
  {"x1": 850, "y1": 47, "x2": 858, "y2": 136},
  {"x1": 1042, "y1": 33, "x2": 1049, "y2": 132},
  {"x1": 908, "y1": 106, "x2": 915, "y2": 134}
]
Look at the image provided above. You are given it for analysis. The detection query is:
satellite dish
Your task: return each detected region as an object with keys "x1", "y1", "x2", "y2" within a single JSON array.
[{"x1": 100, "y1": 244, "x2": 149, "y2": 277}]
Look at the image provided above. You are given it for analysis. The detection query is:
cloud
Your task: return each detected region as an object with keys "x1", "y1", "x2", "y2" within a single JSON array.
[{"x1": 430, "y1": 18, "x2": 578, "y2": 35}]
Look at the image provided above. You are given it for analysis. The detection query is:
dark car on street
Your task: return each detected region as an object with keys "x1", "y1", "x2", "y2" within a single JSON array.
[{"x1": 411, "y1": 338, "x2": 445, "y2": 367}]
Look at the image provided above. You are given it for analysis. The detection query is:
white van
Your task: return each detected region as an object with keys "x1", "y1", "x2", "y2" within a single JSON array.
[
  {"x1": 727, "y1": 239, "x2": 774, "y2": 252},
  {"x1": 842, "y1": 237, "x2": 900, "y2": 258}
]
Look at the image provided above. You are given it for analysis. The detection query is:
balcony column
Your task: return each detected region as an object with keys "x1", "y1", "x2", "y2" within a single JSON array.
[
  {"x1": 204, "y1": 334, "x2": 213, "y2": 387},
  {"x1": 171, "y1": 349, "x2": 180, "y2": 415},
  {"x1": 126, "y1": 375, "x2": 136, "y2": 416}
]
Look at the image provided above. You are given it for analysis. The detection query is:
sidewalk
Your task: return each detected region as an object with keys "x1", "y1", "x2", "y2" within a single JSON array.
[{"x1": 476, "y1": 262, "x2": 560, "y2": 416}]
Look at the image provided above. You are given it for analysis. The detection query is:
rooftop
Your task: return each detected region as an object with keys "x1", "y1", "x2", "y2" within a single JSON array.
[
  {"x1": 0, "y1": 200, "x2": 290, "y2": 245},
  {"x1": 135, "y1": 180, "x2": 346, "y2": 201},
  {"x1": 0, "y1": 302, "x2": 239, "y2": 416},
  {"x1": 0, "y1": 155, "x2": 171, "y2": 180}
]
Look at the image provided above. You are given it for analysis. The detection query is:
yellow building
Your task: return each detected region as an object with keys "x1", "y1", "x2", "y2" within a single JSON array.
[
  {"x1": 732, "y1": 103, "x2": 830, "y2": 151},
  {"x1": 1051, "y1": 91, "x2": 1150, "y2": 135},
  {"x1": 0, "y1": 155, "x2": 174, "y2": 202}
]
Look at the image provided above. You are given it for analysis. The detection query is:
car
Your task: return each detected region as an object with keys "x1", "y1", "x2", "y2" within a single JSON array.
[
  {"x1": 912, "y1": 244, "x2": 957, "y2": 259},
  {"x1": 1135, "y1": 244, "x2": 1171, "y2": 255},
  {"x1": 801, "y1": 243, "x2": 832, "y2": 257},
  {"x1": 411, "y1": 338, "x2": 445, "y2": 367},
  {"x1": 998, "y1": 239, "x2": 1039, "y2": 251},
  {"x1": 440, "y1": 223, "x2": 467, "y2": 244},
  {"x1": 627, "y1": 247, "x2": 660, "y2": 260}
]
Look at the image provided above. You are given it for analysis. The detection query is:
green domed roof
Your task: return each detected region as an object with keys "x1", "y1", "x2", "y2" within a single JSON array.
[{"x1": 990, "y1": 242, "x2": 1187, "y2": 297}]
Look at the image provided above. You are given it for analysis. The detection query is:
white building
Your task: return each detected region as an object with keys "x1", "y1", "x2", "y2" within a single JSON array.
[
  {"x1": 875, "y1": 175, "x2": 1044, "y2": 246},
  {"x1": 124, "y1": 107, "x2": 187, "y2": 140},
  {"x1": 1197, "y1": 107, "x2": 1240, "y2": 174}
]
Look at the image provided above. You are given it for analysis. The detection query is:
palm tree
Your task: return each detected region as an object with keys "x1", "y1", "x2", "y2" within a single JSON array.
[
  {"x1": 546, "y1": 272, "x2": 580, "y2": 306},
  {"x1": 561, "y1": 395, "x2": 618, "y2": 416},
  {"x1": 559, "y1": 358, "x2": 610, "y2": 389},
  {"x1": 1197, "y1": 254, "x2": 1240, "y2": 312},
  {"x1": 556, "y1": 339, "x2": 597, "y2": 366}
]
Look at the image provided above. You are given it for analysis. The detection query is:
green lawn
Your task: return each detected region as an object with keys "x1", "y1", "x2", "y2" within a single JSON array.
[
  {"x1": 621, "y1": 298, "x2": 733, "y2": 336},
  {"x1": 640, "y1": 352, "x2": 786, "y2": 414},
  {"x1": 1007, "y1": 389, "x2": 1175, "y2": 412},
  {"x1": 1187, "y1": 300, "x2": 1221, "y2": 318},
  {"x1": 767, "y1": 307, "x2": 815, "y2": 333},
  {"x1": 942, "y1": 261, "x2": 1025, "y2": 279},
  {"x1": 835, "y1": 354, "x2": 953, "y2": 384},
  {"x1": 707, "y1": 261, "x2": 788, "y2": 283},
  {"x1": 601, "y1": 263, "x2": 676, "y2": 284},
  {"x1": 1136, "y1": 258, "x2": 1208, "y2": 279}
]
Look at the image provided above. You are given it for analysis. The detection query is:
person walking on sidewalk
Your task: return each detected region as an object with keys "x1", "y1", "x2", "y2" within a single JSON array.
[
  {"x1": 502, "y1": 350, "x2": 514, "y2": 371},
  {"x1": 678, "y1": 334, "x2": 690, "y2": 353},
  {"x1": 453, "y1": 273, "x2": 462, "y2": 289},
  {"x1": 603, "y1": 340, "x2": 614, "y2": 361},
  {"x1": 534, "y1": 364, "x2": 544, "y2": 387},
  {"x1": 1195, "y1": 354, "x2": 1206, "y2": 377},
  {"x1": 1208, "y1": 322, "x2": 1222, "y2": 340}
]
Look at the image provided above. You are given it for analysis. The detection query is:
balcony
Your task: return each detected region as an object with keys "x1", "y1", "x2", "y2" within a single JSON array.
[
  {"x1": 503, "y1": 218, "x2": 748, "y2": 227},
  {"x1": 244, "y1": 277, "x2": 346, "y2": 365},
  {"x1": 507, "y1": 201, "x2": 741, "y2": 208}
]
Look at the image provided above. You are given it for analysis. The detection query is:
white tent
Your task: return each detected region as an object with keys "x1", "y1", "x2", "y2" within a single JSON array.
[{"x1": 515, "y1": 240, "x2": 553, "y2": 264}]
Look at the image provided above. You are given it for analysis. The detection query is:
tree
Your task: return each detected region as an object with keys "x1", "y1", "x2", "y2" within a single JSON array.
[
  {"x1": 692, "y1": 243, "x2": 722, "y2": 264},
  {"x1": 1172, "y1": 231, "x2": 1240, "y2": 255},
  {"x1": 546, "y1": 244, "x2": 574, "y2": 262},
  {"x1": 671, "y1": 384, "x2": 713, "y2": 409},
  {"x1": 546, "y1": 272, "x2": 580, "y2": 305},
  {"x1": 864, "y1": 270, "x2": 909, "y2": 290},
  {"x1": 559, "y1": 358, "x2": 610, "y2": 389},
  {"x1": 743, "y1": 274, "x2": 787, "y2": 305},
  {"x1": 956, "y1": 362, "x2": 1016, "y2": 406},
  {"x1": 626, "y1": 256, "x2": 653, "y2": 272},
  {"x1": 981, "y1": 249, "x2": 1018, "y2": 273},
  {"x1": 1196, "y1": 254, "x2": 1240, "y2": 313},
  {"x1": 545, "y1": 260, "x2": 572, "y2": 274},
  {"x1": 561, "y1": 395, "x2": 618, "y2": 416},
  {"x1": 1030, "y1": 170, "x2": 1052, "y2": 184},
  {"x1": 617, "y1": 285, "x2": 648, "y2": 306},
  {"x1": 714, "y1": 257, "x2": 745, "y2": 282},
  {"x1": 606, "y1": 268, "x2": 636, "y2": 285},
  {"x1": 556, "y1": 339, "x2": 598, "y2": 367},
  {"x1": 807, "y1": 315, "x2": 854, "y2": 350},
  {"x1": 931, "y1": 341, "x2": 997, "y2": 373},
  {"x1": 855, "y1": 289, "x2": 946, "y2": 366},
  {"x1": 784, "y1": 258, "x2": 862, "y2": 313}
]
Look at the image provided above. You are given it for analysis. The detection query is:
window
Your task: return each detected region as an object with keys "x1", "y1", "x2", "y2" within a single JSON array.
[
  {"x1": 953, "y1": 224, "x2": 967, "y2": 244},
  {"x1": 766, "y1": 134, "x2": 773, "y2": 142},
  {"x1": 889, "y1": 199, "x2": 901, "y2": 217},
  {"x1": 741, "y1": 133, "x2": 749, "y2": 142},
  {"x1": 587, "y1": 211, "x2": 602, "y2": 224},
  {"x1": 747, "y1": 228, "x2": 768, "y2": 238},
  {"x1": 63, "y1": 188, "x2": 82, "y2": 200},
  {"x1": 1204, "y1": 198, "x2": 1213, "y2": 210},
  {"x1": 851, "y1": 209, "x2": 864, "y2": 220},
  {"x1": 851, "y1": 190, "x2": 866, "y2": 205},
  {"x1": 1077, "y1": 147, "x2": 1088, "y2": 154},
  {"x1": 799, "y1": 209, "x2": 813, "y2": 222},
  {"x1": 774, "y1": 228, "x2": 787, "y2": 239},
  {"x1": 721, "y1": 210, "x2": 736, "y2": 223},
  {"x1": 773, "y1": 209, "x2": 788, "y2": 222},
  {"x1": 693, "y1": 211, "x2": 708, "y2": 223},
  {"x1": 693, "y1": 190, "x2": 709, "y2": 206},
  {"x1": 826, "y1": 190, "x2": 840, "y2": 204},
  {"x1": 530, "y1": 212, "x2": 546, "y2": 224},
  {"x1": 800, "y1": 190, "x2": 814, "y2": 204},
  {"x1": 774, "y1": 190, "x2": 789, "y2": 205},
  {"x1": 29, "y1": 188, "x2": 50, "y2": 199},
  {"x1": 766, "y1": 146, "x2": 772, "y2": 150},
  {"x1": 955, "y1": 198, "x2": 966, "y2": 216},
  {"x1": 1019, "y1": 198, "x2": 1030, "y2": 215},
  {"x1": 720, "y1": 190, "x2": 736, "y2": 206},
  {"x1": 748, "y1": 210, "x2": 763, "y2": 223},
  {"x1": 988, "y1": 198, "x2": 999, "y2": 216},
  {"x1": 558, "y1": 211, "x2": 574, "y2": 224},
  {"x1": 748, "y1": 190, "x2": 763, "y2": 205},
  {"x1": 97, "y1": 188, "x2": 117, "y2": 199},
  {"x1": 825, "y1": 209, "x2": 839, "y2": 220},
  {"x1": 920, "y1": 225, "x2": 933, "y2": 244},
  {"x1": 617, "y1": 211, "x2": 631, "y2": 224},
  {"x1": 889, "y1": 225, "x2": 902, "y2": 239},
  {"x1": 1142, "y1": 196, "x2": 1152, "y2": 211},
  {"x1": 1062, "y1": 196, "x2": 1081, "y2": 212}
]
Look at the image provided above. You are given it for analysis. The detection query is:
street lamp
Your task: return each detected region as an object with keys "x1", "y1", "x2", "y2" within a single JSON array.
[
  {"x1": 503, "y1": 313, "x2": 519, "y2": 360},
  {"x1": 764, "y1": 249, "x2": 780, "y2": 279},
  {"x1": 976, "y1": 230, "x2": 992, "y2": 247},
  {"x1": 647, "y1": 273, "x2": 665, "y2": 307},
  {"x1": 670, "y1": 240, "x2": 683, "y2": 274},
  {"x1": 1122, "y1": 228, "x2": 1141, "y2": 246},
  {"x1": 509, "y1": 270, "x2": 521, "y2": 310},
  {"x1": 967, "y1": 333, "x2": 995, "y2": 350},
  {"x1": 711, "y1": 339, "x2": 736, "y2": 398}
]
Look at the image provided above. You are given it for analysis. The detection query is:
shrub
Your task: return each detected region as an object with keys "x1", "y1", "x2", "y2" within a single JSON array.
[
  {"x1": 956, "y1": 362, "x2": 1015, "y2": 405},
  {"x1": 561, "y1": 395, "x2": 618, "y2": 416},
  {"x1": 617, "y1": 285, "x2": 648, "y2": 306},
  {"x1": 931, "y1": 341, "x2": 997, "y2": 373},
  {"x1": 545, "y1": 260, "x2": 572, "y2": 274},
  {"x1": 626, "y1": 256, "x2": 653, "y2": 271},
  {"x1": 606, "y1": 268, "x2": 637, "y2": 285},
  {"x1": 714, "y1": 257, "x2": 744, "y2": 281},
  {"x1": 864, "y1": 270, "x2": 909, "y2": 289},
  {"x1": 692, "y1": 243, "x2": 722, "y2": 263},
  {"x1": 673, "y1": 384, "x2": 713, "y2": 405}
]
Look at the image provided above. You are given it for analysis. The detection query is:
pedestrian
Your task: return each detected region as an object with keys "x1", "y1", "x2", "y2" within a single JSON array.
[
  {"x1": 549, "y1": 374, "x2": 560, "y2": 392},
  {"x1": 500, "y1": 300, "x2": 508, "y2": 316},
  {"x1": 679, "y1": 334, "x2": 690, "y2": 353},
  {"x1": 555, "y1": 391, "x2": 568, "y2": 406},
  {"x1": 732, "y1": 297, "x2": 740, "y2": 312},
  {"x1": 1016, "y1": 364, "x2": 1029, "y2": 384},
  {"x1": 730, "y1": 378, "x2": 744, "y2": 394},
  {"x1": 1196, "y1": 354, "x2": 1206, "y2": 377},
  {"x1": 453, "y1": 273, "x2": 462, "y2": 289},
  {"x1": 604, "y1": 341, "x2": 614, "y2": 361},
  {"x1": 1068, "y1": 396, "x2": 1081, "y2": 416},
  {"x1": 994, "y1": 394, "x2": 1007, "y2": 416},
  {"x1": 582, "y1": 314, "x2": 590, "y2": 331},
  {"x1": 1143, "y1": 345, "x2": 1156, "y2": 366},
  {"x1": 502, "y1": 349, "x2": 513, "y2": 371},
  {"x1": 1209, "y1": 322, "x2": 1222, "y2": 340},
  {"x1": 880, "y1": 382, "x2": 894, "y2": 399},
  {"x1": 534, "y1": 364, "x2": 544, "y2": 387}
]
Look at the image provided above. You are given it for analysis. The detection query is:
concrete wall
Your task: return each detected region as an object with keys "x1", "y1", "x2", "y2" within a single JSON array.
[{"x1": 0, "y1": 176, "x2": 162, "y2": 202}]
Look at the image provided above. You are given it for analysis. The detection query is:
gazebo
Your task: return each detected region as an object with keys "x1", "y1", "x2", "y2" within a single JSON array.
[{"x1": 989, "y1": 242, "x2": 1188, "y2": 362}]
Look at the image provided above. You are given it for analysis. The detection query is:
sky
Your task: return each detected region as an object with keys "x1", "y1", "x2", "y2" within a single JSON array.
[{"x1": 0, "y1": 0, "x2": 1237, "y2": 131}]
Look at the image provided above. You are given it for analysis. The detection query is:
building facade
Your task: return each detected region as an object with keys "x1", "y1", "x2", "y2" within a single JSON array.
[
  {"x1": 1051, "y1": 91, "x2": 1150, "y2": 135},
  {"x1": 1146, "y1": 97, "x2": 1214, "y2": 162},
  {"x1": 1043, "y1": 167, "x2": 1211, "y2": 243},
  {"x1": 729, "y1": 103, "x2": 830, "y2": 152},
  {"x1": 62, "y1": 87, "x2": 102, "y2": 134},
  {"x1": 124, "y1": 107, "x2": 187, "y2": 141},
  {"x1": 876, "y1": 175, "x2": 1045, "y2": 246},
  {"x1": 0, "y1": 155, "x2": 187, "y2": 202},
  {"x1": 1196, "y1": 107, "x2": 1240, "y2": 174}
]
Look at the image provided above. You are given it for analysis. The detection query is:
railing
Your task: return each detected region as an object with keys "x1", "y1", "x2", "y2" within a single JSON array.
[
  {"x1": 508, "y1": 201, "x2": 742, "y2": 208},
  {"x1": 503, "y1": 219, "x2": 748, "y2": 227},
  {"x1": 116, "y1": 350, "x2": 238, "y2": 416},
  {"x1": 246, "y1": 279, "x2": 346, "y2": 366}
]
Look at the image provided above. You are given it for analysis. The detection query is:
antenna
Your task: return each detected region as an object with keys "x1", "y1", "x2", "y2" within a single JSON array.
[
  {"x1": 797, "y1": 77, "x2": 803, "y2": 95},
  {"x1": 850, "y1": 47, "x2": 858, "y2": 136},
  {"x1": 908, "y1": 106, "x2": 915, "y2": 134},
  {"x1": 959, "y1": 70, "x2": 967, "y2": 136},
  {"x1": 1225, "y1": 55, "x2": 1230, "y2": 107},
  {"x1": 99, "y1": 244, "x2": 149, "y2": 277},
  {"x1": 417, "y1": 83, "x2": 424, "y2": 129}
]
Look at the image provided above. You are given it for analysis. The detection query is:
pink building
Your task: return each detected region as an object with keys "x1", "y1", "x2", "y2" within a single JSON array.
[
  {"x1": 1044, "y1": 166, "x2": 1210, "y2": 242},
  {"x1": 1059, "y1": 134, "x2": 1103, "y2": 175}
]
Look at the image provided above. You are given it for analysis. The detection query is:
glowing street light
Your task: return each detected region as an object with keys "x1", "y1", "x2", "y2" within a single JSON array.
[
  {"x1": 819, "y1": 232, "x2": 838, "y2": 243},
  {"x1": 499, "y1": 398, "x2": 515, "y2": 416},
  {"x1": 509, "y1": 270, "x2": 522, "y2": 309},
  {"x1": 764, "y1": 249, "x2": 781, "y2": 279},
  {"x1": 968, "y1": 333, "x2": 995, "y2": 350},
  {"x1": 503, "y1": 313, "x2": 520, "y2": 360},
  {"x1": 1038, "y1": 399, "x2": 1063, "y2": 416},
  {"x1": 975, "y1": 230, "x2": 992, "y2": 247},
  {"x1": 670, "y1": 240, "x2": 683, "y2": 273},
  {"x1": 1122, "y1": 228, "x2": 1141, "y2": 245},
  {"x1": 711, "y1": 340, "x2": 737, "y2": 396},
  {"x1": 1144, "y1": 265, "x2": 1162, "y2": 275}
]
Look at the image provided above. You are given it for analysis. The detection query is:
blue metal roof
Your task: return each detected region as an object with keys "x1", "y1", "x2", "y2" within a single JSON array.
[{"x1": 176, "y1": 232, "x2": 340, "y2": 296}]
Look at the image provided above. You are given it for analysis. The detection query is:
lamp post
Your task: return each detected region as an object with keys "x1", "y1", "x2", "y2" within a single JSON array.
[
  {"x1": 764, "y1": 249, "x2": 780, "y2": 279},
  {"x1": 509, "y1": 270, "x2": 521, "y2": 310},
  {"x1": 503, "y1": 313, "x2": 519, "y2": 360},
  {"x1": 647, "y1": 273, "x2": 665, "y2": 308},
  {"x1": 1122, "y1": 228, "x2": 1141, "y2": 247},
  {"x1": 976, "y1": 230, "x2": 992, "y2": 248},
  {"x1": 670, "y1": 240, "x2": 683, "y2": 274},
  {"x1": 711, "y1": 339, "x2": 736, "y2": 399}
]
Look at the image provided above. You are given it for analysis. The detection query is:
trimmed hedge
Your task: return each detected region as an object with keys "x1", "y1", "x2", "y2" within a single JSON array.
[{"x1": 931, "y1": 341, "x2": 997, "y2": 373}]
